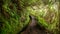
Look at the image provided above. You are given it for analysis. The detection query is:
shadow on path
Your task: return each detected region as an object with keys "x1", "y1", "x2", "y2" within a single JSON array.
[{"x1": 19, "y1": 16, "x2": 53, "y2": 34}]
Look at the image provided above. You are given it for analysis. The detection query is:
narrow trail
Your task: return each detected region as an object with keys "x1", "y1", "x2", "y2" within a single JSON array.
[{"x1": 21, "y1": 16, "x2": 53, "y2": 34}]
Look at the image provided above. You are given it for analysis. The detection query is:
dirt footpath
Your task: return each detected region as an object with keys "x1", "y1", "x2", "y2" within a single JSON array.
[{"x1": 21, "y1": 16, "x2": 53, "y2": 34}]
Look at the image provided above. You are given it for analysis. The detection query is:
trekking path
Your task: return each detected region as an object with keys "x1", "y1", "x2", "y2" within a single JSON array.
[{"x1": 21, "y1": 16, "x2": 53, "y2": 34}]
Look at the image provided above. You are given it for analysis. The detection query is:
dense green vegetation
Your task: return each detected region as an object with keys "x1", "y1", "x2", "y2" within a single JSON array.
[{"x1": 0, "y1": 0, "x2": 59, "y2": 34}]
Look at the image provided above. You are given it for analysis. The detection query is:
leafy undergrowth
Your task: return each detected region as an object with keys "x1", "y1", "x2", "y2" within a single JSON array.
[{"x1": 0, "y1": 0, "x2": 59, "y2": 34}]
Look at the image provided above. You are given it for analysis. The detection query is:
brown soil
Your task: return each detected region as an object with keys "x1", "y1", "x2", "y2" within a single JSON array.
[{"x1": 20, "y1": 16, "x2": 53, "y2": 34}]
